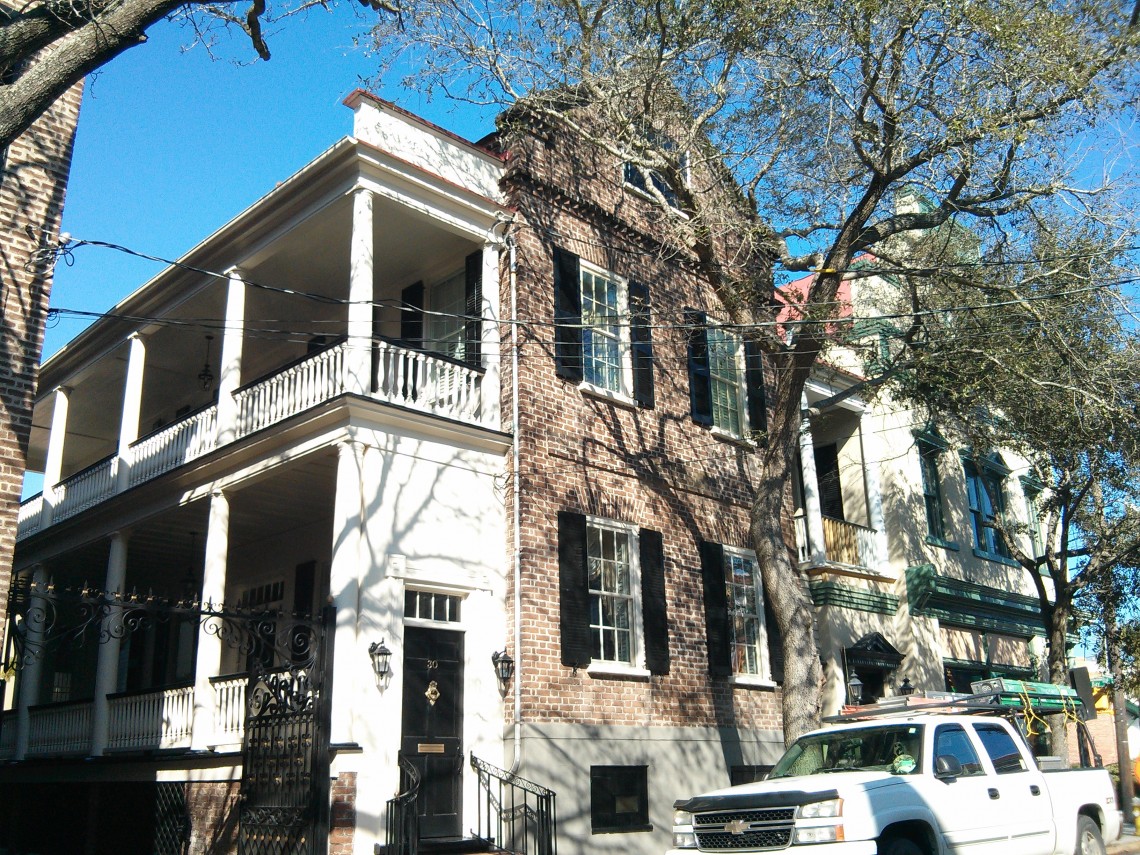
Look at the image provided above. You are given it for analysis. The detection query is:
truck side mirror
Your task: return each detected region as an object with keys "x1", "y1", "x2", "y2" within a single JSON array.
[{"x1": 935, "y1": 755, "x2": 963, "y2": 780}]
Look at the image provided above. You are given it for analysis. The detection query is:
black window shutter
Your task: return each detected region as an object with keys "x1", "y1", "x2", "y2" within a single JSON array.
[
  {"x1": 764, "y1": 598, "x2": 784, "y2": 683},
  {"x1": 464, "y1": 250, "x2": 483, "y2": 368},
  {"x1": 628, "y1": 280, "x2": 655, "y2": 409},
  {"x1": 814, "y1": 443, "x2": 844, "y2": 520},
  {"x1": 686, "y1": 309, "x2": 712, "y2": 425},
  {"x1": 744, "y1": 339, "x2": 768, "y2": 439},
  {"x1": 401, "y1": 281, "x2": 425, "y2": 348},
  {"x1": 553, "y1": 247, "x2": 583, "y2": 381},
  {"x1": 558, "y1": 511, "x2": 592, "y2": 668},
  {"x1": 639, "y1": 528, "x2": 669, "y2": 674},
  {"x1": 699, "y1": 540, "x2": 731, "y2": 676}
]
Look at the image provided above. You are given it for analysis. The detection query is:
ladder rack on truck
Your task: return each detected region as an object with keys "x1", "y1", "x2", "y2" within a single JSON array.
[{"x1": 824, "y1": 680, "x2": 1101, "y2": 768}]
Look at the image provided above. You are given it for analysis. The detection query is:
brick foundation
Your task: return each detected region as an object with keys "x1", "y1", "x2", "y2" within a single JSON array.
[
  {"x1": 186, "y1": 780, "x2": 241, "y2": 854},
  {"x1": 330, "y1": 771, "x2": 358, "y2": 854}
]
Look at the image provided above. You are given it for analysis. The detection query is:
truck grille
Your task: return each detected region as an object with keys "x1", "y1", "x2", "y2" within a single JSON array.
[{"x1": 693, "y1": 807, "x2": 796, "y2": 851}]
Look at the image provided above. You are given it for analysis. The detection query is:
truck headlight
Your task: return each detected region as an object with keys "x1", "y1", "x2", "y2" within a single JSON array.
[
  {"x1": 797, "y1": 798, "x2": 843, "y2": 819},
  {"x1": 672, "y1": 810, "x2": 697, "y2": 849}
]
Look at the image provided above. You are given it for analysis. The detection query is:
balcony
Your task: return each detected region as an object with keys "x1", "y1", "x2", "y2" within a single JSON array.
[
  {"x1": 795, "y1": 511, "x2": 879, "y2": 574},
  {"x1": 0, "y1": 676, "x2": 251, "y2": 761},
  {"x1": 17, "y1": 339, "x2": 491, "y2": 540}
]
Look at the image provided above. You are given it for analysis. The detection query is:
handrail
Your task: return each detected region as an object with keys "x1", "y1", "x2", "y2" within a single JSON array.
[
  {"x1": 471, "y1": 754, "x2": 557, "y2": 855},
  {"x1": 386, "y1": 752, "x2": 421, "y2": 855}
]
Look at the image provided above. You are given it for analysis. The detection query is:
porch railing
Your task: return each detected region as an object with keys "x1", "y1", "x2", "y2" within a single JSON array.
[
  {"x1": 471, "y1": 754, "x2": 557, "y2": 855},
  {"x1": 129, "y1": 407, "x2": 218, "y2": 487},
  {"x1": 374, "y1": 340, "x2": 484, "y2": 424},
  {"x1": 50, "y1": 455, "x2": 117, "y2": 524},
  {"x1": 211, "y1": 673, "x2": 248, "y2": 747},
  {"x1": 235, "y1": 340, "x2": 349, "y2": 436},
  {"x1": 794, "y1": 512, "x2": 877, "y2": 571},
  {"x1": 26, "y1": 699, "x2": 92, "y2": 756},
  {"x1": 107, "y1": 684, "x2": 195, "y2": 751},
  {"x1": 16, "y1": 494, "x2": 43, "y2": 538},
  {"x1": 386, "y1": 752, "x2": 421, "y2": 855}
]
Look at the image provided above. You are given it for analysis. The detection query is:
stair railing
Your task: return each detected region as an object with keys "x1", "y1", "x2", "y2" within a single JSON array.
[
  {"x1": 386, "y1": 753, "x2": 421, "y2": 855},
  {"x1": 470, "y1": 754, "x2": 557, "y2": 855}
]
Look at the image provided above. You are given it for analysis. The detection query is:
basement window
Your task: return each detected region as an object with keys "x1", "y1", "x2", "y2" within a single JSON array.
[{"x1": 590, "y1": 765, "x2": 651, "y2": 833}]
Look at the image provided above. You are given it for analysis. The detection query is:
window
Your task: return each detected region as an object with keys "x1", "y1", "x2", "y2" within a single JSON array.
[
  {"x1": 558, "y1": 512, "x2": 669, "y2": 674},
  {"x1": 699, "y1": 540, "x2": 780, "y2": 682},
  {"x1": 916, "y1": 435, "x2": 952, "y2": 546},
  {"x1": 686, "y1": 312, "x2": 767, "y2": 441},
  {"x1": 553, "y1": 248, "x2": 654, "y2": 407},
  {"x1": 590, "y1": 766, "x2": 651, "y2": 833},
  {"x1": 963, "y1": 455, "x2": 1011, "y2": 561},
  {"x1": 398, "y1": 250, "x2": 483, "y2": 368},
  {"x1": 933, "y1": 724, "x2": 985, "y2": 776},
  {"x1": 427, "y1": 270, "x2": 467, "y2": 362},
  {"x1": 974, "y1": 723, "x2": 1028, "y2": 774},
  {"x1": 621, "y1": 124, "x2": 686, "y2": 209},
  {"x1": 405, "y1": 590, "x2": 462, "y2": 623},
  {"x1": 1022, "y1": 478, "x2": 1044, "y2": 560},
  {"x1": 723, "y1": 548, "x2": 770, "y2": 678}
]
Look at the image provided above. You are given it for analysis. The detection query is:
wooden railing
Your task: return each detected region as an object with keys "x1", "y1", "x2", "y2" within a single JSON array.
[
  {"x1": 129, "y1": 406, "x2": 218, "y2": 486},
  {"x1": 210, "y1": 673, "x2": 247, "y2": 747},
  {"x1": 795, "y1": 512, "x2": 877, "y2": 571},
  {"x1": 374, "y1": 340, "x2": 485, "y2": 424},
  {"x1": 26, "y1": 699, "x2": 92, "y2": 756},
  {"x1": 107, "y1": 684, "x2": 195, "y2": 751},
  {"x1": 50, "y1": 455, "x2": 117, "y2": 523},
  {"x1": 235, "y1": 341, "x2": 349, "y2": 436}
]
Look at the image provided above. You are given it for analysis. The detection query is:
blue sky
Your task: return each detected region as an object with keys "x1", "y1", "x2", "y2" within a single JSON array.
[{"x1": 46, "y1": 5, "x2": 494, "y2": 358}]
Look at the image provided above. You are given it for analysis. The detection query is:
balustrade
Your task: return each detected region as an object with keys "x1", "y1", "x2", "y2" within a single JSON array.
[
  {"x1": 795, "y1": 513, "x2": 878, "y2": 570},
  {"x1": 374, "y1": 340, "x2": 485, "y2": 424},
  {"x1": 235, "y1": 342, "x2": 348, "y2": 436},
  {"x1": 107, "y1": 685, "x2": 195, "y2": 751},
  {"x1": 129, "y1": 407, "x2": 218, "y2": 486},
  {"x1": 16, "y1": 494, "x2": 43, "y2": 539},
  {"x1": 26, "y1": 700, "x2": 92, "y2": 756},
  {"x1": 50, "y1": 456, "x2": 116, "y2": 523},
  {"x1": 211, "y1": 674, "x2": 248, "y2": 747}
]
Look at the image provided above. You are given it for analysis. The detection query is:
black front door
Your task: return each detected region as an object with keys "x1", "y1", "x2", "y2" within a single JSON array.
[{"x1": 401, "y1": 626, "x2": 464, "y2": 839}]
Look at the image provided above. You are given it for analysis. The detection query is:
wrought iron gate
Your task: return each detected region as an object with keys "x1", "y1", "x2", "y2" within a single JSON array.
[{"x1": 236, "y1": 606, "x2": 333, "y2": 855}]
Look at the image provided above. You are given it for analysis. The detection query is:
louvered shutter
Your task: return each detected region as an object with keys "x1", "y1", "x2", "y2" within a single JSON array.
[
  {"x1": 639, "y1": 528, "x2": 669, "y2": 674},
  {"x1": 553, "y1": 248, "x2": 583, "y2": 381},
  {"x1": 699, "y1": 540, "x2": 731, "y2": 676},
  {"x1": 464, "y1": 250, "x2": 483, "y2": 368},
  {"x1": 628, "y1": 280, "x2": 655, "y2": 408},
  {"x1": 686, "y1": 309, "x2": 712, "y2": 424},
  {"x1": 764, "y1": 598, "x2": 784, "y2": 683},
  {"x1": 558, "y1": 511, "x2": 592, "y2": 667},
  {"x1": 400, "y1": 281, "x2": 425, "y2": 348},
  {"x1": 744, "y1": 339, "x2": 767, "y2": 440}
]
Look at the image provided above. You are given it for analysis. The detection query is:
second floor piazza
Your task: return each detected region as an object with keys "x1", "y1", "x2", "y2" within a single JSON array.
[{"x1": 19, "y1": 92, "x2": 509, "y2": 542}]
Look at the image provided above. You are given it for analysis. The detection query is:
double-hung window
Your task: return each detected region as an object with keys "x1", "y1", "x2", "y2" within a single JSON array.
[
  {"x1": 915, "y1": 431, "x2": 954, "y2": 548},
  {"x1": 699, "y1": 540, "x2": 779, "y2": 682},
  {"x1": 686, "y1": 311, "x2": 767, "y2": 441},
  {"x1": 554, "y1": 248, "x2": 654, "y2": 407},
  {"x1": 1021, "y1": 478, "x2": 1045, "y2": 561},
  {"x1": 963, "y1": 454, "x2": 1011, "y2": 561},
  {"x1": 557, "y1": 511, "x2": 669, "y2": 674}
]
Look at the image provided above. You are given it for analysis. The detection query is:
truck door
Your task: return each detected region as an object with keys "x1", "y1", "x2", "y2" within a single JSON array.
[
  {"x1": 926, "y1": 723, "x2": 1009, "y2": 855},
  {"x1": 971, "y1": 722, "x2": 1053, "y2": 855}
]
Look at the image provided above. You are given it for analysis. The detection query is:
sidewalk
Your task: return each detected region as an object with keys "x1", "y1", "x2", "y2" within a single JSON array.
[{"x1": 1110, "y1": 825, "x2": 1140, "y2": 854}]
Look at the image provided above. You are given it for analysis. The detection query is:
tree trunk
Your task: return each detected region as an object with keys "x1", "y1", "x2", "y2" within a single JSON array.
[{"x1": 1047, "y1": 603, "x2": 1071, "y2": 761}]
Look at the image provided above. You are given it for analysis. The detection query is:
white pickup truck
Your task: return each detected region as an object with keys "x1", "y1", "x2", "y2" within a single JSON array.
[{"x1": 668, "y1": 713, "x2": 1122, "y2": 855}]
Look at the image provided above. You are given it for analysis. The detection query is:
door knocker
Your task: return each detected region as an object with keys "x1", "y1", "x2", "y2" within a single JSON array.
[{"x1": 425, "y1": 680, "x2": 441, "y2": 706}]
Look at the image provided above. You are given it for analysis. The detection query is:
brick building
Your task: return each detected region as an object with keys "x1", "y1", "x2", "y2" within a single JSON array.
[
  {"x1": 0, "y1": 79, "x2": 83, "y2": 635},
  {"x1": 0, "y1": 90, "x2": 1065, "y2": 854}
]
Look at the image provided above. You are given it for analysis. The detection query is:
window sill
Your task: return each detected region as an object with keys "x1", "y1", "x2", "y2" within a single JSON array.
[
  {"x1": 587, "y1": 662, "x2": 651, "y2": 680},
  {"x1": 578, "y1": 382, "x2": 638, "y2": 410},
  {"x1": 622, "y1": 180, "x2": 687, "y2": 218},
  {"x1": 730, "y1": 674, "x2": 777, "y2": 690},
  {"x1": 708, "y1": 425, "x2": 757, "y2": 448},
  {"x1": 971, "y1": 547, "x2": 1018, "y2": 567},
  {"x1": 592, "y1": 823, "x2": 654, "y2": 835},
  {"x1": 926, "y1": 536, "x2": 960, "y2": 552}
]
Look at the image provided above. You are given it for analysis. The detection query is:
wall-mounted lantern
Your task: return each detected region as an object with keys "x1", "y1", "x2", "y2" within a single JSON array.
[
  {"x1": 491, "y1": 650, "x2": 515, "y2": 692},
  {"x1": 898, "y1": 676, "x2": 915, "y2": 696},
  {"x1": 846, "y1": 672, "x2": 864, "y2": 705},
  {"x1": 369, "y1": 640, "x2": 392, "y2": 688}
]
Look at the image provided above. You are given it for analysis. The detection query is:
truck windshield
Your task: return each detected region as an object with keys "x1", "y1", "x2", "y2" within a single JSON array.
[{"x1": 769, "y1": 725, "x2": 924, "y2": 778}]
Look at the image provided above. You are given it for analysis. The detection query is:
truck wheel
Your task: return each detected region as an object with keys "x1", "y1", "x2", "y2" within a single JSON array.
[
  {"x1": 880, "y1": 837, "x2": 924, "y2": 855},
  {"x1": 1076, "y1": 816, "x2": 1105, "y2": 855}
]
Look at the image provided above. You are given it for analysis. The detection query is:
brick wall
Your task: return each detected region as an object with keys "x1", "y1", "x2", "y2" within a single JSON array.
[
  {"x1": 330, "y1": 771, "x2": 358, "y2": 854},
  {"x1": 0, "y1": 79, "x2": 83, "y2": 631},
  {"x1": 186, "y1": 781, "x2": 240, "y2": 854},
  {"x1": 500, "y1": 108, "x2": 784, "y2": 733}
]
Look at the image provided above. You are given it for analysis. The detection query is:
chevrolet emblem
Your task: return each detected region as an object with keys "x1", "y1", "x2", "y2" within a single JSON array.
[{"x1": 726, "y1": 820, "x2": 751, "y2": 835}]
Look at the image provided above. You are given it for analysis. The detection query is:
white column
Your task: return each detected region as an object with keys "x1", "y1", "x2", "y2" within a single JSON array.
[
  {"x1": 479, "y1": 241, "x2": 501, "y2": 428},
  {"x1": 216, "y1": 268, "x2": 246, "y2": 445},
  {"x1": 346, "y1": 188, "x2": 375, "y2": 397},
  {"x1": 329, "y1": 439, "x2": 364, "y2": 744},
  {"x1": 799, "y1": 394, "x2": 827, "y2": 566},
  {"x1": 859, "y1": 412, "x2": 889, "y2": 573},
  {"x1": 190, "y1": 490, "x2": 230, "y2": 750},
  {"x1": 116, "y1": 333, "x2": 148, "y2": 491},
  {"x1": 41, "y1": 386, "x2": 71, "y2": 525},
  {"x1": 90, "y1": 530, "x2": 130, "y2": 755},
  {"x1": 14, "y1": 564, "x2": 49, "y2": 760}
]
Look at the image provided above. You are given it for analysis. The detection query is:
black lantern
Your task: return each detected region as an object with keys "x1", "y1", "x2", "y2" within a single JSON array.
[
  {"x1": 369, "y1": 640, "x2": 392, "y2": 681},
  {"x1": 898, "y1": 677, "x2": 916, "y2": 696},
  {"x1": 491, "y1": 650, "x2": 515, "y2": 690},
  {"x1": 846, "y1": 672, "x2": 864, "y2": 705}
]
